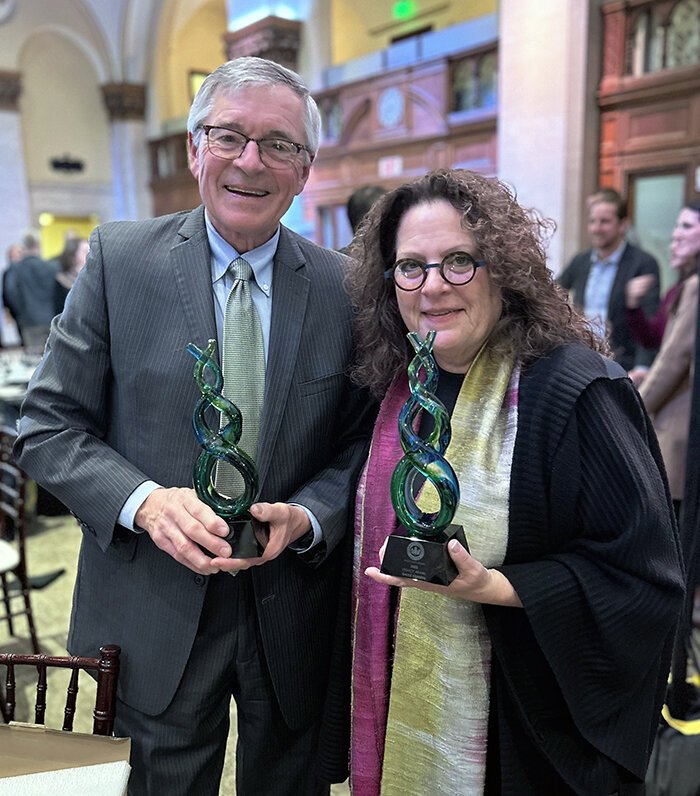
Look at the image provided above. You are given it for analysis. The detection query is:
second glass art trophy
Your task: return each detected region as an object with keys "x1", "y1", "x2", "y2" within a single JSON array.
[
  {"x1": 187, "y1": 339, "x2": 266, "y2": 558},
  {"x1": 380, "y1": 330, "x2": 469, "y2": 585}
]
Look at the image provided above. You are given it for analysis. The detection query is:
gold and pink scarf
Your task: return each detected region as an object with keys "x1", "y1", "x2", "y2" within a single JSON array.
[{"x1": 351, "y1": 349, "x2": 519, "y2": 794}]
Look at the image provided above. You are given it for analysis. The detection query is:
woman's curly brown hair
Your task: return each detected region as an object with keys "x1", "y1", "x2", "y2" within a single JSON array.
[{"x1": 345, "y1": 169, "x2": 608, "y2": 397}]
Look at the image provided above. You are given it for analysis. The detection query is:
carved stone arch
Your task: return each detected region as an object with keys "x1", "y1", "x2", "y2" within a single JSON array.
[
  {"x1": 407, "y1": 84, "x2": 447, "y2": 134},
  {"x1": 19, "y1": 23, "x2": 110, "y2": 84},
  {"x1": 338, "y1": 97, "x2": 371, "y2": 147}
]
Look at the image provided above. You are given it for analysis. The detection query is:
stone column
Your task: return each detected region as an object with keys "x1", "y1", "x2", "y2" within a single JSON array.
[
  {"x1": 497, "y1": 0, "x2": 602, "y2": 274},
  {"x1": 101, "y1": 83, "x2": 152, "y2": 220},
  {"x1": 0, "y1": 70, "x2": 32, "y2": 257},
  {"x1": 224, "y1": 15, "x2": 314, "y2": 237}
]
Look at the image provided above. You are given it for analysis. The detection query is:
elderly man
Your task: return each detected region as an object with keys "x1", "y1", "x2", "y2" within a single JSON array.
[{"x1": 15, "y1": 57, "x2": 374, "y2": 795}]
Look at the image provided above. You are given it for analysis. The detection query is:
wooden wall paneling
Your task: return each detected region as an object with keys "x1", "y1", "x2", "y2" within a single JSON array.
[{"x1": 626, "y1": 100, "x2": 691, "y2": 150}]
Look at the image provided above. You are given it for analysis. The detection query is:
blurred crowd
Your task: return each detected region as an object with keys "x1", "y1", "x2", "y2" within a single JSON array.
[{"x1": 2, "y1": 230, "x2": 88, "y2": 349}]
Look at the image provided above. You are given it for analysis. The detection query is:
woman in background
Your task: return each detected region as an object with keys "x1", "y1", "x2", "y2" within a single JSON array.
[
  {"x1": 625, "y1": 201, "x2": 700, "y2": 512},
  {"x1": 54, "y1": 237, "x2": 89, "y2": 314}
]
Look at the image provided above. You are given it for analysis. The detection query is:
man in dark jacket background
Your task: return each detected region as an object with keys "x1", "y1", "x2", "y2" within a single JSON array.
[{"x1": 558, "y1": 188, "x2": 660, "y2": 375}]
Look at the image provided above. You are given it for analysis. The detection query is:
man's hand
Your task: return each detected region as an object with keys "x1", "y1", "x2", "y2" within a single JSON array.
[
  {"x1": 628, "y1": 366, "x2": 649, "y2": 387},
  {"x1": 134, "y1": 487, "x2": 231, "y2": 575},
  {"x1": 625, "y1": 274, "x2": 656, "y2": 309},
  {"x1": 364, "y1": 537, "x2": 522, "y2": 607},
  {"x1": 211, "y1": 502, "x2": 311, "y2": 573}
]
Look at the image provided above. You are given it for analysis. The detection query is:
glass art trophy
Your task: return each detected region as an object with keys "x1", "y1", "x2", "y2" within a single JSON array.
[
  {"x1": 187, "y1": 339, "x2": 266, "y2": 558},
  {"x1": 380, "y1": 330, "x2": 469, "y2": 585}
]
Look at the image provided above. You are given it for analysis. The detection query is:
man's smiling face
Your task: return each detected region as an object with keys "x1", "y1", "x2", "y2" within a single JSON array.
[{"x1": 188, "y1": 85, "x2": 311, "y2": 253}]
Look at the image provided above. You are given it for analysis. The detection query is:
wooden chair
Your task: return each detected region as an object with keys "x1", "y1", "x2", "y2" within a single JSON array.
[
  {"x1": 0, "y1": 424, "x2": 40, "y2": 653},
  {"x1": 0, "y1": 644, "x2": 121, "y2": 735}
]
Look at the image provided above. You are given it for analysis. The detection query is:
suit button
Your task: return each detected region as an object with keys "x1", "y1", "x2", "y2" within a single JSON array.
[{"x1": 193, "y1": 575, "x2": 206, "y2": 586}]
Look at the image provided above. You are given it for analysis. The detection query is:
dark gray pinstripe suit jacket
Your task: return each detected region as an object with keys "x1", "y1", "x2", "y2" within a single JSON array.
[{"x1": 15, "y1": 206, "x2": 374, "y2": 735}]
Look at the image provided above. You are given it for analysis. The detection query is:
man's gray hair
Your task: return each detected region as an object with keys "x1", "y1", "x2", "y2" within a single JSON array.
[{"x1": 187, "y1": 57, "x2": 322, "y2": 156}]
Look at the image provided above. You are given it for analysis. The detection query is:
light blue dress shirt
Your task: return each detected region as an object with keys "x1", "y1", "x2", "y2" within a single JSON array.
[
  {"x1": 583, "y1": 241, "x2": 626, "y2": 339},
  {"x1": 206, "y1": 213, "x2": 275, "y2": 360}
]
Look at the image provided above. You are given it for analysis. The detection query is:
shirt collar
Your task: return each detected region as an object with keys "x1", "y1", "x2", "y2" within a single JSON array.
[
  {"x1": 591, "y1": 240, "x2": 626, "y2": 267},
  {"x1": 204, "y1": 211, "x2": 278, "y2": 296}
]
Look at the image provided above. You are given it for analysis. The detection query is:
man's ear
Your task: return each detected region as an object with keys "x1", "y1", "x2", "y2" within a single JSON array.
[
  {"x1": 187, "y1": 132, "x2": 200, "y2": 179},
  {"x1": 294, "y1": 161, "x2": 312, "y2": 196}
]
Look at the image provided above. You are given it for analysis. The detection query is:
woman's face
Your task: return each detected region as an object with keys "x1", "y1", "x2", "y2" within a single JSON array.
[
  {"x1": 670, "y1": 207, "x2": 700, "y2": 270},
  {"x1": 393, "y1": 199, "x2": 502, "y2": 373}
]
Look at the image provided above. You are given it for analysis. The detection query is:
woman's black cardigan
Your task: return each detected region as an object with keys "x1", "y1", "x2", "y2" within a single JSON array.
[{"x1": 484, "y1": 344, "x2": 685, "y2": 794}]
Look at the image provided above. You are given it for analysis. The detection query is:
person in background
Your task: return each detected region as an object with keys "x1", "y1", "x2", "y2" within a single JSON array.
[
  {"x1": 625, "y1": 200, "x2": 700, "y2": 515},
  {"x1": 15, "y1": 57, "x2": 374, "y2": 795},
  {"x1": 1, "y1": 243, "x2": 23, "y2": 347},
  {"x1": 53, "y1": 237, "x2": 89, "y2": 313},
  {"x1": 3, "y1": 231, "x2": 57, "y2": 345},
  {"x1": 345, "y1": 169, "x2": 684, "y2": 794},
  {"x1": 558, "y1": 188, "x2": 660, "y2": 373},
  {"x1": 339, "y1": 185, "x2": 388, "y2": 256},
  {"x1": 347, "y1": 185, "x2": 387, "y2": 235}
]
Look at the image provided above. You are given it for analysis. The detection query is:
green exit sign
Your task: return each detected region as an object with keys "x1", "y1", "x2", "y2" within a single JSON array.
[{"x1": 393, "y1": 0, "x2": 417, "y2": 21}]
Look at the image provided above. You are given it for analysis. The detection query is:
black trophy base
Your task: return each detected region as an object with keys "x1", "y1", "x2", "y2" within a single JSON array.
[
  {"x1": 380, "y1": 524, "x2": 468, "y2": 586},
  {"x1": 202, "y1": 516, "x2": 268, "y2": 559}
]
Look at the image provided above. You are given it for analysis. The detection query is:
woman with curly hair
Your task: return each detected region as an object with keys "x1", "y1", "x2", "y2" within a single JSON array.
[{"x1": 346, "y1": 169, "x2": 684, "y2": 795}]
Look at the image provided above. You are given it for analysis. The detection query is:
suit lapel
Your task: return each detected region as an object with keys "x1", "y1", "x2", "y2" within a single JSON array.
[
  {"x1": 256, "y1": 227, "x2": 310, "y2": 492},
  {"x1": 170, "y1": 206, "x2": 219, "y2": 362}
]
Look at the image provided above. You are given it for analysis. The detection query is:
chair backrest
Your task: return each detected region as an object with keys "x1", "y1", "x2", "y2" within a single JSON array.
[
  {"x1": 0, "y1": 644, "x2": 121, "y2": 735},
  {"x1": 0, "y1": 424, "x2": 27, "y2": 545},
  {"x1": 0, "y1": 424, "x2": 40, "y2": 653}
]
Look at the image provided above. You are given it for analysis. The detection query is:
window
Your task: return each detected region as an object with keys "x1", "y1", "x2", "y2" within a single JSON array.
[
  {"x1": 668, "y1": 0, "x2": 700, "y2": 67},
  {"x1": 452, "y1": 51, "x2": 498, "y2": 113},
  {"x1": 629, "y1": 0, "x2": 699, "y2": 75},
  {"x1": 321, "y1": 97, "x2": 342, "y2": 142}
]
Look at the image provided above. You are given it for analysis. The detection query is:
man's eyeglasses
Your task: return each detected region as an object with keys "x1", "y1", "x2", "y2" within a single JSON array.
[
  {"x1": 198, "y1": 125, "x2": 314, "y2": 170},
  {"x1": 384, "y1": 251, "x2": 486, "y2": 292}
]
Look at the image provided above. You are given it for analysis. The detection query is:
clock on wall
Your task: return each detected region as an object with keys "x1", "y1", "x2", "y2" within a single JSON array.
[
  {"x1": 378, "y1": 87, "x2": 405, "y2": 129},
  {"x1": 0, "y1": 0, "x2": 17, "y2": 25}
]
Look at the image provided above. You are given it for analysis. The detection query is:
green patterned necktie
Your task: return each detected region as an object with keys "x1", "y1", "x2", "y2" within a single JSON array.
[{"x1": 216, "y1": 257, "x2": 265, "y2": 498}]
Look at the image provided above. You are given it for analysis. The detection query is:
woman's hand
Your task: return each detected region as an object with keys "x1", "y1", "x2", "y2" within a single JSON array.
[{"x1": 365, "y1": 537, "x2": 522, "y2": 607}]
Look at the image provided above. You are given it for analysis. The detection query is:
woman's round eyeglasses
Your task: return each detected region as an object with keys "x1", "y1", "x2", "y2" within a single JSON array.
[
  {"x1": 198, "y1": 125, "x2": 314, "y2": 170},
  {"x1": 384, "y1": 251, "x2": 486, "y2": 292}
]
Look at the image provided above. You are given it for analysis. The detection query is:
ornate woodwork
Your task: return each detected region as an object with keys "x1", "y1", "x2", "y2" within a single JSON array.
[
  {"x1": 101, "y1": 83, "x2": 147, "y2": 121},
  {"x1": 598, "y1": 0, "x2": 699, "y2": 197},
  {"x1": 223, "y1": 16, "x2": 301, "y2": 73}
]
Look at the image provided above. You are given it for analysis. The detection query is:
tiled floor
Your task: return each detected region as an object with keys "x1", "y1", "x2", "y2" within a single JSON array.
[{"x1": 1, "y1": 511, "x2": 350, "y2": 794}]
